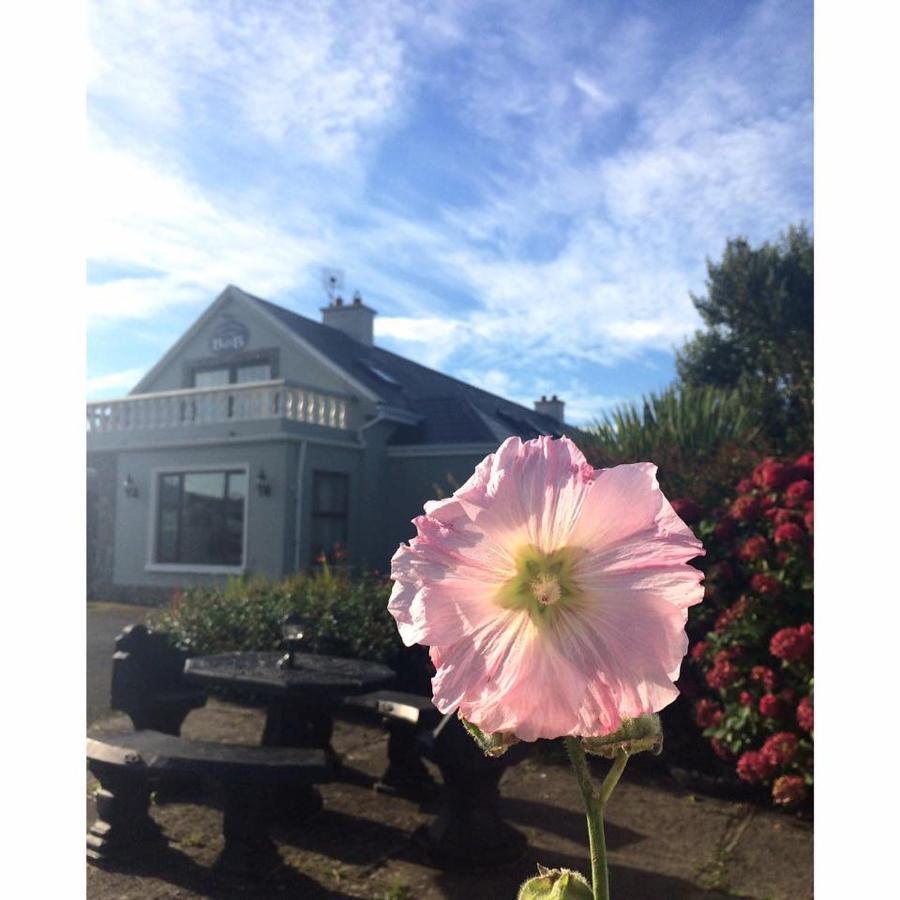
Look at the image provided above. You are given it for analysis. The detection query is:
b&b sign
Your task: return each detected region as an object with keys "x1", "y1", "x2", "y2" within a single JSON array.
[{"x1": 209, "y1": 318, "x2": 249, "y2": 354}]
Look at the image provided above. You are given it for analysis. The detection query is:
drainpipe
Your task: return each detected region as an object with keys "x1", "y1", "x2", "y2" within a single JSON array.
[{"x1": 293, "y1": 440, "x2": 308, "y2": 571}]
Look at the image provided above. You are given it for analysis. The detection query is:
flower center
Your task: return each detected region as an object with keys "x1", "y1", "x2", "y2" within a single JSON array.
[
  {"x1": 531, "y1": 574, "x2": 562, "y2": 606},
  {"x1": 497, "y1": 544, "x2": 583, "y2": 626}
]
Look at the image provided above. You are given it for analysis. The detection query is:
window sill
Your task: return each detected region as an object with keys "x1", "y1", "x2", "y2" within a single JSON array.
[{"x1": 145, "y1": 563, "x2": 246, "y2": 575}]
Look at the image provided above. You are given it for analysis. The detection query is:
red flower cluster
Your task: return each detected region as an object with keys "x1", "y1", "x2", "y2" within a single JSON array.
[
  {"x1": 761, "y1": 732, "x2": 799, "y2": 767},
  {"x1": 797, "y1": 695, "x2": 814, "y2": 732},
  {"x1": 774, "y1": 522, "x2": 805, "y2": 545},
  {"x1": 689, "y1": 450, "x2": 813, "y2": 806},
  {"x1": 705, "y1": 657, "x2": 740, "y2": 689},
  {"x1": 694, "y1": 699, "x2": 723, "y2": 729},
  {"x1": 739, "y1": 535, "x2": 770, "y2": 562},
  {"x1": 736, "y1": 750, "x2": 776, "y2": 783},
  {"x1": 785, "y1": 479, "x2": 813, "y2": 507},
  {"x1": 714, "y1": 596, "x2": 752, "y2": 632},
  {"x1": 750, "y1": 573, "x2": 782, "y2": 597},
  {"x1": 671, "y1": 497, "x2": 702, "y2": 524},
  {"x1": 730, "y1": 495, "x2": 762, "y2": 522},
  {"x1": 772, "y1": 774, "x2": 808, "y2": 808},
  {"x1": 753, "y1": 459, "x2": 793, "y2": 490},
  {"x1": 751, "y1": 665, "x2": 777, "y2": 692},
  {"x1": 770, "y1": 624, "x2": 813, "y2": 662}
]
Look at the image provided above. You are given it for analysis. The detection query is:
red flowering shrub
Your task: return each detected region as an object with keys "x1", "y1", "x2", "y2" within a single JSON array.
[
  {"x1": 671, "y1": 497, "x2": 703, "y2": 524},
  {"x1": 685, "y1": 450, "x2": 813, "y2": 808},
  {"x1": 797, "y1": 695, "x2": 814, "y2": 732}
]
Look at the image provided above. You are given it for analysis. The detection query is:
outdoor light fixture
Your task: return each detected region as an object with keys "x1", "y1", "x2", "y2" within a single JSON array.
[
  {"x1": 278, "y1": 612, "x2": 313, "y2": 669},
  {"x1": 256, "y1": 468, "x2": 271, "y2": 496},
  {"x1": 123, "y1": 474, "x2": 138, "y2": 498}
]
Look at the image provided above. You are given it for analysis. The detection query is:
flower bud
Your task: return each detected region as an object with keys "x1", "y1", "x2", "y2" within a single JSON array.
[
  {"x1": 518, "y1": 866, "x2": 593, "y2": 899},
  {"x1": 582, "y1": 713, "x2": 663, "y2": 758},
  {"x1": 459, "y1": 713, "x2": 520, "y2": 757}
]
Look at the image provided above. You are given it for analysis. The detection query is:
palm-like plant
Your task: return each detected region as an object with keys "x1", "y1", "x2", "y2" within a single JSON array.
[{"x1": 580, "y1": 385, "x2": 763, "y2": 507}]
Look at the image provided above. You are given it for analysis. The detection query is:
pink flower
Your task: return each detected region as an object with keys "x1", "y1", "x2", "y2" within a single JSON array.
[
  {"x1": 736, "y1": 479, "x2": 755, "y2": 494},
  {"x1": 388, "y1": 436, "x2": 705, "y2": 742},
  {"x1": 739, "y1": 691, "x2": 754, "y2": 707},
  {"x1": 772, "y1": 774, "x2": 808, "y2": 807},
  {"x1": 706, "y1": 659, "x2": 740, "y2": 689},
  {"x1": 690, "y1": 640, "x2": 708, "y2": 662}
]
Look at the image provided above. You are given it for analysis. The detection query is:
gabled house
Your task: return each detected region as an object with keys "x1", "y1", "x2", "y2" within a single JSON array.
[{"x1": 86, "y1": 285, "x2": 570, "y2": 602}]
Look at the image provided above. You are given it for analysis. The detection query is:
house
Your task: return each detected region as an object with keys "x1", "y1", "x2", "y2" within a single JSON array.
[{"x1": 86, "y1": 284, "x2": 571, "y2": 603}]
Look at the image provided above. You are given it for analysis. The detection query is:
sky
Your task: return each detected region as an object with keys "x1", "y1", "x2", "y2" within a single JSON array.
[{"x1": 86, "y1": 0, "x2": 813, "y2": 425}]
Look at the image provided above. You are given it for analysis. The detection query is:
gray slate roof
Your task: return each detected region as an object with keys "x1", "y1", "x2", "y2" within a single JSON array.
[{"x1": 240, "y1": 287, "x2": 565, "y2": 446}]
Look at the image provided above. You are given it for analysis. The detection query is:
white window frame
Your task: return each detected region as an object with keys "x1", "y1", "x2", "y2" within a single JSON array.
[{"x1": 145, "y1": 463, "x2": 250, "y2": 574}]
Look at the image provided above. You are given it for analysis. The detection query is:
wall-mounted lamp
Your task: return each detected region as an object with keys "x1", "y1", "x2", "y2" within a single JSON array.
[
  {"x1": 256, "y1": 468, "x2": 271, "y2": 496},
  {"x1": 123, "y1": 474, "x2": 139, "y2": 498}
]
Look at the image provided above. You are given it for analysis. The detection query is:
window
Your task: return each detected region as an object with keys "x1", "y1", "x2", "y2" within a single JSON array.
[
  {"x1": 192, "y1": 362, "x2": 272, "y2": 387},
  {"x1": 155, "y1": 469, "x2": 247, "y2": 567},
  {"x1": 310, "y1": 471, "x2": 349, "y2": 564}
]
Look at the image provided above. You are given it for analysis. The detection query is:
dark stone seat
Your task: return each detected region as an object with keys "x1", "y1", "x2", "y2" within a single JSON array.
[
  {"x1": 110, "y1": 624, "x2": 207, "y2": 735},
  {"x1": 342, "y1": 689, "x2": 442, "y2": 800},
  {"x1": 86, "y1": 729, "x2": 332, "y2": 875}
]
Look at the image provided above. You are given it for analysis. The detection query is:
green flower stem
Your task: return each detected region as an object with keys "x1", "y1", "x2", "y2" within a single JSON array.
[{"x1": 564, "y1": 738, "x2": 630, "y2": 900}]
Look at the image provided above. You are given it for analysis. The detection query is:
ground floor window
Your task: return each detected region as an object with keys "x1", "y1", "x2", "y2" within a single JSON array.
[
  {"x1": 310, "y1": 471, "x2": 348, "y2": 564},
  {"x1": 156, "y1": 469, "x2": 247, "y2": 566}
]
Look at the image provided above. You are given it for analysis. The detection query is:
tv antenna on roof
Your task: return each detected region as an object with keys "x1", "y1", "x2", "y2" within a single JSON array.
[{"x1": 321, "y1": 267, "x2": 345, "y2": 302}]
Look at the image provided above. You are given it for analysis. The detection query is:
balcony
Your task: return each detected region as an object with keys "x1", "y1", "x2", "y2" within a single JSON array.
[{"x1": 86, "y1": 380, "x2": 352, "y2": 434}]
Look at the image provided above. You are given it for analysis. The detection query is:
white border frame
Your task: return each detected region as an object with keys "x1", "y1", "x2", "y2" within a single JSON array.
[{"x1": 145, "y1": 462, "x2": 250, "y2": 574}]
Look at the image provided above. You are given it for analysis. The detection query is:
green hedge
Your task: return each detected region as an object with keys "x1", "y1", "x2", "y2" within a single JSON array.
[{"x1": 149, "y1": 566, "x2": 403, "y2": 666}]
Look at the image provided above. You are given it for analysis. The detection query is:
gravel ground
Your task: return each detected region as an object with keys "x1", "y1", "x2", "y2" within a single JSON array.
[{"x1": 86, "y1": 604, "x2": 812, "y2": 899}]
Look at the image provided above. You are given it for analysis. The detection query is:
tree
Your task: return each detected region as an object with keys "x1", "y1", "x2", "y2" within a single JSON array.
[{"x1": 676, "y1": 225, "x2": 813, "y2": 451}]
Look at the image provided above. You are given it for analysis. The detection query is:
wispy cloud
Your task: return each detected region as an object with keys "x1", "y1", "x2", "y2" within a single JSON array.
[
  {"x1": 86, "y1": 366, "x2": 147, "y2": 398},
  {"x1": 87, "y1": 0, "x2": 812, "y2": 424}
]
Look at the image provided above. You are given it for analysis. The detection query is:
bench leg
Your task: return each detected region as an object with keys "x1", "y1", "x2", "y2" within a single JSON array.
[
  {"x1": 87, "y1": 761, "x2": 165, "y2": 864},
  {"x1": 216, "y1": 783, "x2": 282, "y2": 878},
  {"x1": 376, "y1": 720, "x2": 439, "y2": 802}
]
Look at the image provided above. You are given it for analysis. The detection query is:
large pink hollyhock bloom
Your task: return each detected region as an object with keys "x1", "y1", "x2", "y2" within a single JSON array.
[{"x1": 388, "y1": 436, "x2": 705, "y2": 742}]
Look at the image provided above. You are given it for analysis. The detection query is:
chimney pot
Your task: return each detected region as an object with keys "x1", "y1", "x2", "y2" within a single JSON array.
[
  {"x1": 534, "y1": 394, "x2": 565, "y2": 424},
  {"x1": 321, "y1": 293, "x2": 377, "y2": 345}
]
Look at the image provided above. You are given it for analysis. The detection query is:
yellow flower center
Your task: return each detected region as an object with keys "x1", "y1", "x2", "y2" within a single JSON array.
[{"x1": 497, "y1": 544, "x2": 584, "y2": 626}]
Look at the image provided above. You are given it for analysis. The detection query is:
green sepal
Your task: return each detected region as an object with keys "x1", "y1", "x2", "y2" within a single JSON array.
[
  {"x1": 517, "y1": 865, "x2": 593, "y2": 899},
  {"x1": 459, "y1": 713, "x2": 520, "y2": 758},
  {"x1": 581, "y1": 714, "x2": 663, "y2": 759}
]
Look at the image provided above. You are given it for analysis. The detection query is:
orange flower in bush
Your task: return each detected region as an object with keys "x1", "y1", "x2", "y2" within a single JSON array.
[{"x1": 772, "y1": 774, "x2": 808, "y2": 807}]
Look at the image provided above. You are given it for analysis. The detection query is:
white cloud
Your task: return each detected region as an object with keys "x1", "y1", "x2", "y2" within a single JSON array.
[{"x1": 86, "y1": 366, "x2": 147, "y2": 398}]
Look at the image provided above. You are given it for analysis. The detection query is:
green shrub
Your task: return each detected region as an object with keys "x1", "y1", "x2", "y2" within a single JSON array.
[
  {"x1": 579, "y1": 385, "x2": 764, "y2": 509},
  {"x1": 149, "y1": 566, "x2": 403, "y2": 667}
]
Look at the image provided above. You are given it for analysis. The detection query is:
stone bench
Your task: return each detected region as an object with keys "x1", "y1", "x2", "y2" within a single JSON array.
[{"x1": 86, "y1": 728, "x2": 332, "y2": 876}]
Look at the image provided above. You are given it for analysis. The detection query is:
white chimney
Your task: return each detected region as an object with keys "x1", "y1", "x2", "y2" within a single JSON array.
[
  {"x1": 534, "y1": 394, "x2": 565, "y2": 424},
  {"x1": 320, "y1": 292, "x2": 376, "y2": 346}
]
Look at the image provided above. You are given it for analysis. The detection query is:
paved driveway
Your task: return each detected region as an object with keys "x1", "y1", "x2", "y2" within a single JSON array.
[{"x1": 86, "y1": 602, "x2": 156, "y2": 725}]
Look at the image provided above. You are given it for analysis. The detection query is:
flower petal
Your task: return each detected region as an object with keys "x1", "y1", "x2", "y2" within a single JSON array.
[{"x1": 453, "y1": 435, "x2": 595, "y2": 554}]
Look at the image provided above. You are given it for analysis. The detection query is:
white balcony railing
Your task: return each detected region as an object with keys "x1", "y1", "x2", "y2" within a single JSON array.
[{"x1": 86, "y1": 380, "x2": 350, "y2": 433}]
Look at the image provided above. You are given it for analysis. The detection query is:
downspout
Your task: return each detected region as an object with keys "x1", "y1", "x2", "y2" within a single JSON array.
[{"x1": 293, "y1": 440, "x2": 308, "y2": 571}]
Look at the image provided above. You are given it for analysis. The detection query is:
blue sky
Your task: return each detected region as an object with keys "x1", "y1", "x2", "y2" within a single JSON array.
[{"x1": 86, "y1": 0, "x2": 812, "y2": 425}]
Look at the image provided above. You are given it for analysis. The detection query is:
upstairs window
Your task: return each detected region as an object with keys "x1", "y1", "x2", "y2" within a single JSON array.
[
  {"x1": 192, "y1": 362, "x2": 272, "y2": 387},
  {"x1": 156, "y1": 469, "x2": 247, "y2": 567},
  {"x1": 310, "y1": 471, "x2": 349, "y2": 564}
]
